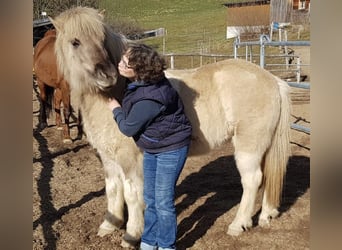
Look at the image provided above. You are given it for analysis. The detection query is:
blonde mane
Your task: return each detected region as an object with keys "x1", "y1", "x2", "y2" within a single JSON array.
[{"x1": 54, "y1": 7, "x2": 105, "y2": 40}]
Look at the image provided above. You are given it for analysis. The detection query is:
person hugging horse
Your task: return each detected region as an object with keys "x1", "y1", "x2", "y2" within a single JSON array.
[{"x1": 108, "y1": 43, "x2": 192, "y2": 250}]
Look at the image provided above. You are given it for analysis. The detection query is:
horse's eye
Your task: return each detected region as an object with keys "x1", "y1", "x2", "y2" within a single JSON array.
[{"x1": 71, "y1": 38, "x2": 81, "y2": 48}]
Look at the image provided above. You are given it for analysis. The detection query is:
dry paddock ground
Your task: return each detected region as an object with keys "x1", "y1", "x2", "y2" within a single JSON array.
[{"x1": 33, "y1": 80, "x2": 310, "y2": 249}]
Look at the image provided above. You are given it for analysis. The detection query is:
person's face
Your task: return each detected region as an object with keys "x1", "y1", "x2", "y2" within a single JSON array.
[{"x1": 118, "y1": 54, "x2": 136, "y2": 80}]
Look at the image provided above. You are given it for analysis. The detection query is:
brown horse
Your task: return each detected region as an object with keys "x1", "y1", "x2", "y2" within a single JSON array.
[{"x1": 33, "y1": 29, "x2": 82, "y2": 143}]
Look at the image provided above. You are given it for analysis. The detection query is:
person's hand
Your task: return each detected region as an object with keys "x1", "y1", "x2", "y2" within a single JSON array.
[{"x1": 107, "y1": 98, "x2": 121, "y2": 111}]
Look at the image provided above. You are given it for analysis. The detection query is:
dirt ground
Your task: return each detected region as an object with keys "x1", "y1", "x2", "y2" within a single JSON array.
[{"x1": 33, "y1": 78, "x2": 310, "y2": 249}]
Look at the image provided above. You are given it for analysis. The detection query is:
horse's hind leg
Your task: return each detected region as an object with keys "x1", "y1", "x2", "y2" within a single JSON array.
[
  {"x1": 98, "y1": 162, "x2": 125, "y2": 237},
  {"x1": 227, "y1": 151, "x2": 263, "y2": 236},
  {"x1": 258, "y1": 191, "x2": 280, "y2": 227}
]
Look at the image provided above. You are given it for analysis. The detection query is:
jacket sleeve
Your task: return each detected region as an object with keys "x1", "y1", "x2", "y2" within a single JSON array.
[{"x1": 112, "y1": 100, "x2": 163, "y2": 137}]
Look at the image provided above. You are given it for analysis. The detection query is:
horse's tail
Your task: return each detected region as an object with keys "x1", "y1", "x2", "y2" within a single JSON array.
[
  {"x1": 45, "y1": 85, "x2": 54, "y2": 118},
  {"x1": 263, "y1": 79, "x2": 292, "y2": 208}
]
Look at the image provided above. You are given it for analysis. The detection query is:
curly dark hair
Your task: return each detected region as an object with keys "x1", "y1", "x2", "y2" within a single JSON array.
[{"x1": 125, "y1": 43, "x2": 167, "y2": 84}]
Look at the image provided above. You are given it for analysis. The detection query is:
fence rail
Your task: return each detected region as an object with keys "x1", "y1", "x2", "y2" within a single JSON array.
[
  {"x1": 164, "y1": 35, "x2": 310, "y2": 84},
  {"x1": 234, "y1": 34, "x2": 310, "y2": 83},
  {"x1": 164, "y1": 53, "x2": 234, "y2": 70}
]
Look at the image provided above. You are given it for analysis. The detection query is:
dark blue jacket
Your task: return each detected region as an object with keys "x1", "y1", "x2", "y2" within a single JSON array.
[{"x1": 120, "y1": 77, "x2": 192, "y2": 153}]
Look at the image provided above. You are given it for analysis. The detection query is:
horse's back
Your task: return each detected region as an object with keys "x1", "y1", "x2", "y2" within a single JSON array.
[
  {"x1": 167, "y1": 59, "x2": 281, "y2": 115},
  {"x1": 43, "y1": 29, "x2": 56, "y2": 38},
  {"x1": 33, "y1": 31, "x2": 60, "y2": 86},
  {"x1": 34, "y1": 30, "x2": 56, "y2": 63},
  {"x1": 168, "y1": 59, "x2": 276, "y2": 85},
  {"x1": 166, "y1": 59, "x2": 285, "y2": 153}
]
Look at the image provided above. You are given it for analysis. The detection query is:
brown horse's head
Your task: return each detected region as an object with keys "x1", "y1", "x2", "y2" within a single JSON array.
[{"x1": 50, "y1": 7, "x2": 127, "y2": 94}]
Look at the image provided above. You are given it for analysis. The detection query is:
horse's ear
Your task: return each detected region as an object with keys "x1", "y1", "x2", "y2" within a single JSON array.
[
  {"x1": 49, "y1": 16, "x2": 63, "y2": 32},
  {"x1": 99, "y1": 9, "x2": 106, "y2": 19}
]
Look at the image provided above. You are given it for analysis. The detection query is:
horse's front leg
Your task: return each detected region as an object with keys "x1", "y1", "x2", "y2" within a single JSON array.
[
  {"x1": 121, "y1": 177, "x2": 144, "y2": 248},
  {"x1": 61, "y1": 102, "x2": 72, "y2": 144},
  {"x1": 54, "y1": 88, "x2": 63, "y2": 130},
  {"x1": 75, "y1": 108, "x2": 84, "y2": 140},
  {"x1": 97, "y1": 162, "x2": 125, "y2": 237},
  {"x1": 37, "y1": 80, "x2": 48, "y2": 129},
  {"x1": 227, "y1": 151, "x2": 262, "y2": 236},
  {"x1": 60, "y1": 81, "x2": 72, "y2": 143}
]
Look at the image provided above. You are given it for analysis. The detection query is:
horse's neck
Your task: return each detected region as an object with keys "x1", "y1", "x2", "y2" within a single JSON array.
[
  {"x1": 90, "y1": 76, "x2": 126, "y2": 103},
  {"x1": 110, "y1": 76, "x2": 127, "y2": 102}
]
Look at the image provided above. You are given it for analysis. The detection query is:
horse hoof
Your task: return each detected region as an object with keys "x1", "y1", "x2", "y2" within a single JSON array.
[
  {"x1": 97, "y1": 221, "x2": 116, "y2": 237},
  {"x1": 258, "y1": 209, "x2": 279, "y2": 227},
  {"x1": 97, "y1": 227, "x2": 114, "y2": 237},
  {"x1": 120, "y1": 241, "x2": 137, "y2": 249},
  {"x1": 227, "y1": 226, "x2": 243, "y2": 236},
  {"x1": 121, "y1": 233, "x2": 140, "y2": 249},
  {"x1": 63, "y1": 138, "x2": 73, "y2": 144},
  {"x1": 258, "y1": 218, "x2": 271, "y2": 228}
]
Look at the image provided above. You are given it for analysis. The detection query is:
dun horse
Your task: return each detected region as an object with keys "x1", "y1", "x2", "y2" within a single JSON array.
[
  {"x1": 33, "y1": 29, "x2": 82, "y2": 143},
  {"x1": 50, "y1": 7, "x2": 291, "y2": 248}
]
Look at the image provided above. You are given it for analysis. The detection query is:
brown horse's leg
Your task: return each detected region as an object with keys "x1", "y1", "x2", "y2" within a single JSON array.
[
  {"x1": 54, "y1": 88, "x2": 63, "y2": 129},
  {"x1": 37, "y1": 79, "x2": 52, "y2": 129},
  {"x1": 61, "y1": 80, "x2": 72, "y2": 143}
]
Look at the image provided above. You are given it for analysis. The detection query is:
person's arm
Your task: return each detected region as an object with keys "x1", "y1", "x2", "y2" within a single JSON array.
[{"x1": 111, "y1": 100, "x2": 163, "y2": 137}]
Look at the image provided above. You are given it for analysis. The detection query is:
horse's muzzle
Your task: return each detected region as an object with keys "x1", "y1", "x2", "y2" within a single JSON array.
[{"x1": 95, "y1": 63, "x2": 118, "y2": 81}]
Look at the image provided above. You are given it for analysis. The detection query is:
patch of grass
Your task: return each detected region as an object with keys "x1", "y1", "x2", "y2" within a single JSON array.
[
  {"x1": 99, "y1": 0, "x2": 310, "y2": 70},
  {"x1": 100, "y1": 0, "x2": 231, "y2": 54}
]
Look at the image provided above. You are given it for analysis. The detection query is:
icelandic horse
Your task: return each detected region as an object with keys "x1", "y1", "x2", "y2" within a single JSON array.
[{"x1": 50, "y1": 7, "x2": 291, "y2": 248}]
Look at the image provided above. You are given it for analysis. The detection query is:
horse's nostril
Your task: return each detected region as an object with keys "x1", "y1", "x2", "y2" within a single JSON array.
[
  {"x1": 95, "y1": 63, "x2": 104, "y2": 72},
  {"x1": 95, "y1": 63, "x2": 117, "y2": 79},
  {"x1": 95, "y1": 64, "x2": 107, "y2": 77}
]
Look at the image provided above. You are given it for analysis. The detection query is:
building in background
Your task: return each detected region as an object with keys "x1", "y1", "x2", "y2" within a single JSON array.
[{"x1": 224, "y1": 0, "x2": 310, "y2": 40}]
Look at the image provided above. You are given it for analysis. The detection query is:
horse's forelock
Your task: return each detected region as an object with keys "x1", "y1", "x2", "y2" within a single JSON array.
[{"x1": 56, "y1": 7, "x2": 105, "y2": 41}]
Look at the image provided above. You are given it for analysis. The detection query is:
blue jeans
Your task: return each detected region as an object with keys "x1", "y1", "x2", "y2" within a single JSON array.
[{"x1": 140, "y1": 145, "x2": 189, "y2": 250}]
